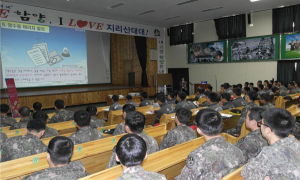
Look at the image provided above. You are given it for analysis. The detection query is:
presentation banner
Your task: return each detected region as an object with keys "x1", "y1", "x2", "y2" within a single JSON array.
[
  {"x1": 5, "y1": 78, "x2": 20, "y2": 118},
  {"x1": 228, "y1": 35, "x2": 279, "y2": 62},
  {"x1": 281, "y1": 33, "x2": 300, "y2": 60},
  {"x1": 188, "y1": 41, "x2": 227, "y2": 63}
]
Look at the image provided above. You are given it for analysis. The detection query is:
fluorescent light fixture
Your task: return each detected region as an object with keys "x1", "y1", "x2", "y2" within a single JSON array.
[{"x1": 250, "y1": 0, "x2": 260, "y2": 2}]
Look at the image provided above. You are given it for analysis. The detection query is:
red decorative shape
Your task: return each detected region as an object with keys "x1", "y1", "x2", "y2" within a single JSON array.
[{"x1": 77, "y1": 20, "x2": 88, "y2": 28}]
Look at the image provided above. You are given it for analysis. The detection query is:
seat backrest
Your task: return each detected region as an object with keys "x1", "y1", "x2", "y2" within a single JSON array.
[{"x1": 220, "y1": 165, "x2": 245, "y2": 180}]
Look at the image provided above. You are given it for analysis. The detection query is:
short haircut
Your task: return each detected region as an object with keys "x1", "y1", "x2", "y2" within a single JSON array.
[
  {"x1": 157, "y1": 93, "x2": 166, "y2": 103},
  {"x1": 267, "y1": 84, "x2": 272, "y2": 89},
  {"x1": 208, "y1": 92, "x2": 218, "y2": 102},
  {"x1": 195, "y1": 109, "x2": 223, "y2": 136},
  {"x1": 253, "y1": 87, "x2": 259, "y2": 92},
  {"x1": 249, "y1": 82, "x2": 254, "y2": 86},
  {"x1": 33, "y1": 111, "x2": 48, "y2": 124},
  {"x1": 55, "y1": 99, "x2": 65, "y2": 110},
  {"x1": 248, "y1": 107, "x2": 266, "y2": 122},
  {"x1": 216, "y1": 50, "x2": 222, "y2": 56},
  {"x1": 47, "y1": 136, "x2": 74, "y2": 166},
  {"x1": 260, "y1": 93, "x2": 271, "y2": 102},
  {"x1": 263, "y1": 108, "x2": 294, "y2": 138},
  {"x1": 122, "y1": 104, "x2": 136, "y2": 113},
  {"x1": 173, "y1": 90, "x2": 179, "y2": 97},
  {"x1": 245, "y1": 82, "x2": 249, "y2": 86},
  {"x1": 27, "y1": 119, "x2": 46, "y2": 133},
  {"x1": 125, "y1": 111, "x2": 145, "y2": 133},
  {"x1": 221, "y1": 93, "x2": 231, "y2": 101},
  {"x1": 177, "y1": 91, "x2": 186, "y2": 101},
  {"x1": 126, "y1": 95, "x2": 132, "y2": 100},
  {"x1": 86, "y1": 105, "x2": 97, "y2": 116},
  {"x1": 233, "y1": 88, "x2": 242, "y2": 96},
  {"x1": 33, "y1": 102, "x2": 42, "y2": 111},
  {"x1": 220, "y1": 84, "x2": 224, "y2": 88},
  {"x1": 198, "y1": 88, "x2": 205, "y2": 94},
  {"x1": 237, "y1": 84, "x2": 243, "y2": 89},
  {"x1": 0, "y1": 104, "x2": 10, "y2": 113},
  {"x1": 74, "y1": 110, "x2": 90, "y2": 127},
  {"x1": 247, "y1": 90, "x2": 258, "y2": 101},
  {"x1": 244, "y1": 87, "x2": 250, "y2": 92},
  {"x1": 175, "y1": 108, "x2": 192, "y2": 124},
  {"x1": 141, "y1": 92, "x2": 148, "y2": 99},
  {"x1": 116, "y1": 134, "x2": 147, "y2": 167},
  {"x1": 258, "y1": 80, "x2": 262, "y2": 84},
  {"x1": 168, "y1": 92, "x2": 175, "y2": 99},
  {"x1": 272, "y1": 87, "x2": 279, "y2": 93},
  {"x1": 19, "y1": 106, "x2": 31, "y2": 117},
  {"x1": 223, "y1": 83, "x2": 229, "y2": 89},
  {"x1": 207, "y1": 85, "x2": 213, "y2": 91},
  {"x1": 264, "y1": 80, "x2": 269, "y2": 84},
  {"x1": 232, "y1": 85, "x2": 237, "y2": 89},
  {"x1": 112, "y1": 95, "x2": 119, "y2": 102},
  {"x1": 258, "y1": 84, "x2": 264, "y2": 90}
]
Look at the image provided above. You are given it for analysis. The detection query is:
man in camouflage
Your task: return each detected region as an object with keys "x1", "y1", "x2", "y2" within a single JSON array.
[
  {"x1": 0, "y1": 104, "x2": 17, "y2": 127},
  {"x1": 109, "y1": 95, "x2": 123, "y2": 111},
  {"x1": 167, "y1": 92, "x2": 176, "y2": 105},
  {"x1": 175, "y1": 109, "x2": 244, "y2": 180},
  {"x1": 1, "y1": 119, "x2": 47, "y2": 162},
  {"x1": 207, "y1": 92, "x2": 223, "y2": 111},
  {"x1": 49, "y1": 99, "x2": 74, "y2": 123},
  {"x1": 0, "y1": 132, "x2": 7, "y2": 151},
  {"x1": 33, "y1": 111, "x2": 59, "y2": 139},
  {"x1": 116, "y1": 134, "x2": 166, "y2": 180},
  {"x1": 260, "y1": 93, "x2": 275, "y2": 109},
  {"x1": 139, "y1": 92, "x2": 153, "y2": 107},
  {"x1": 175, "y1": 91, "x2": 192, "y2": 111},
  {"x1": 219, "y1": 93, "x2": 234, "y2": 110},
  {"x1": 242, "y1": 108, "x2": 300, "y2": 180},
  {"x1": 86, "y1": 105, "x2": 105, "y2": 128},
  {"x1": 69, "y1": 110, "x2": 103, "y2": 145},
  {"x1": 29, "y1": 102, "x2": 42, "y2": 120},
  {"x1": 10, "y1": 106, "x2": 31, "y2": 130},
  {"x1": 223, "y1": 83, "x2": 233, "y2": 95},
  {"x1": 22, "y1": 136, "x2": 87, "y2": 180},
  {"x1": 153, "y1": 93, "x2": 174, "y2": 124},
  {"x1": 225, "y1": 90, "x2": 259, "y2": 136},
  {"x1": 125, "y1": 95, "x2": 138, "y2": 107},
  {"x1": 288, "y1": 82, "x2": 299, "y2": 94},
  {"x1": 234, "y1": 107, "x2": 268, "y2": 162},
  {"x1": 159, "y1": 108, "x2": 196, "y2": 150},
  {"x1": 113, "y1": 104, "x2": 136, "y2": 136},
  {"x1": 232, "y1": 88, "x2": 247, "y2": 107},
  {"x1": 107, "y1": 111, "x2": 159, "y2": 169},
  {"x1": 292, "y1": 116, "x2": 300, "y2": 140}
]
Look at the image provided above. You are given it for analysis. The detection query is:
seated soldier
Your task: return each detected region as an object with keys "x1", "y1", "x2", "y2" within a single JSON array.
[
  {"x1": 109, "y1": 95, "x2": 123, "y2": 111},
  {"x1": 257, "y1": 84, "x2": 265, "y2": 95},
  {"x1": 113, "y1": 104, "x2": 136, "y2": 136},
  {"x1": 242, "y1": 108, "x2": 300, "y2": 180},
  {"x1": 259, "y1": 93, "x2": 275, "y2": 109},
  {"x1": 194, "y1": 88, "x2": 206, "y2": 101},
  {"x1": 294, "y1": 81, "x2": 300, "y2": 93},
  {"x1": 0, "y1": 104, "x2": 17, "y2": 127},
  {"x1": 159, "y1": 108, "x2": 197, "y2": 150},
  {"x1": 115, "y1": 134, "x2": 167, "y2": 180},
  {"x1": 0, "y1": 132, "x2": 7, "y2": 154},
  {"x1": 2, "y1": 119, "x2": 47, "y2": 162},
  {"x1": 33, "y1": 111, "x2": 59, "y2": 139},
  {"x1": 292, "y1": 116, "x2": 300, "y2": 140},
  {"x1": 167, "y1": 92, "x2": 176, "y2": 105},
  {"x1": 207, "y1": 92, "x2": 223, "y2": 111},
  {"x1": 289, "y1": 82, "x2": 299, "y2": 94},
  {"x1": 234, "y1": 107, "x2": 268, "y2": 163},
  {"x1": 153, "y1": 93, "x2": 160, "y2": 108},
  {"x1": 244, "y1": 82, "x2": 249, "y2": 88},
  {"x1": 264, "y1": 84, "x2": 273, "y2": 94},
  {"x1": 29, "y1": 102, "x2": 42, "y2": 120},
  {"x1": 175, "y1": 91, "x2": 192, "y2": 112},
  {"x1": 237, "y1": 83, "x2": 243, "y2": 89},
  {"x1": 219, "y1": 92, "x2": 234, "y2": 110},
  {"x1": 107, "y1": 111, "x2": 159, "y2": 169},
  {"x1": 243, "y1": 87, "x2": 250, "y2": 94},
  {"x1": 50, "y1": 99, "x2": 74, "y2": 123},
  {"x1": 175, "y1": 109, "x2": 244, "y2": 179},
  {"x1": 205, "y1": 85, "x2": 213, "y2": 92},
  {"x1": 223, "y1": 83, "x2": 233, "y2": 95},
  {"x1": 125, "y1": 95, "x2": 138, "y2": 107},
  {"x1": 139, "y1": 92, "x2": 153, "y2": 107},
  {"x1": 232, "y1": 88, "x2": 247, "y2": 107},
  {"x1": 22, "y1": 136, "x2": 88, "y2": 180},
  {"x1": 10, "y1": 106, "x2": 31, "y2": 130},
  {"x1": 69, "y1": 110, "x2": 103, "y2": 145},
  {"x1": 152, "y1": 93, "x2": 174, "y2": 124},
  {"x1": 249, "y1": 82, "x2": 254, "y2": 90},
  {"x1": 225, "y1": 90, "x2": 259, "y2": 137},
  {"x1": 86, "y1": 105, "x2": 105, "y2": 128}
]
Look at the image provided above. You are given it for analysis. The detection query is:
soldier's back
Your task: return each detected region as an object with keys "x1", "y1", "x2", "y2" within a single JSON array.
[
  {"x1": 138, "y1": 133, "x2": 159, "y2": 154},
  {"x1": 90, "y1": 116, "x2": 105, "y2": 128},
  {"x1": 10, "y1": 117, "x2": 30, "y2": 130},
  {"x1": 222, "y1": 101, "x2": 235, "y2": 110},
  {"x1": 232, "y1": 97, "x2": 247, "y2": 107},
  {"x1": 262, "y1": 102, "x2": 275, "y2": 109},
  {"x1": 110, "y1": 102, "x2": 123, "y2": 111},
  {"x1": 113, "y1": 122, "x2": 126, "y2": 136},
  {"x1": 139, "y1": 99, "x2": 153, "y2": 107},
  {"x1": 208, "y1": 103, "x2": 223, "y2": 112},
  {"x1": 0, "y1": 115, "x2": 17, "y2": 127},
  {"x1": 116, "y1": 166, "x2": 166, "y2": 180},
  {"x1": 69, "y1": 126, "x2": 103, "y2": 145},
  {"x1": 41, "y1": 126, "x2": 59, "y2": 139}
]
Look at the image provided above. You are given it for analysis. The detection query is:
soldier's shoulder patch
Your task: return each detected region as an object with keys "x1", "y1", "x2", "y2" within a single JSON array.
[{"x1": 186, "y1": 154, "x2": 197, "y2": 168}]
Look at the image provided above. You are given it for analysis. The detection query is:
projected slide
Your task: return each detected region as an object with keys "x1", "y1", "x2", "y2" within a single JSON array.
[{"x1": 1, "y1": 21, "x2": 88, "y2": 88}]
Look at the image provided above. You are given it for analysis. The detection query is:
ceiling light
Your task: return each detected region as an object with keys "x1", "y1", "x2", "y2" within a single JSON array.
[
  {"x1": 250, "y1": 0, "x2": 260, "y2": 2},
  {"x1": 278, "y1": 5, "x2": 285, "y2": 8},
  {"x1": 176, "y1": 0, "x2": 198, "y2": 6},
  {"x1": 163, "y1": 16, "x2": 180, "y2": 20},
  {"x1": 107, "y1": 3, "x2": 125, "y2": 10},
  {"x1": 137, "y1": 10, "x2": 155, "y2": 15}
]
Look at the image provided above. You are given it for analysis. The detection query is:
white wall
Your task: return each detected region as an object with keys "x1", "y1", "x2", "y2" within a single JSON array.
[{"x1": 165, "y1": 10, "x2": 277, "y2": 93}]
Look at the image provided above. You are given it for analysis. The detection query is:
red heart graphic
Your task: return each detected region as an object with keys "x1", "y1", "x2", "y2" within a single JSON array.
[{"x1": 77, "y1": 20, "x2": 88, "y2": 28}]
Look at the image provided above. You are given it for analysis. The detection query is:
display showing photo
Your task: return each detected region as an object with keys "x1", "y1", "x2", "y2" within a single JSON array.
[{"x1": 281, "y1": 33, "x2": 300, "y2": 60}]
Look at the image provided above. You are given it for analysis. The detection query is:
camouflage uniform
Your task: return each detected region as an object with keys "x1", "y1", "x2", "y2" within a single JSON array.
[
  {"x1": 0, "y1": 115, "x2": 17, "y2": 127},
  {"x1": 222, "y1": 101, "x2": 235, "y2": 110},
  {"x1": 234, "y1": 129, "x2": 268, "y2": 163},
  {"x1": 107, "y1": 133, "x2": 159, "y2": 168},
  {"x1": 279, "y1": 89, "x2": 288, "y2": 96},
  {"x1": 109, "y1": 102, "x2": 123, "y2": 111},
  {"x1": 49, "y1": 109, "x2": 74, "y2": 124},
  {"x1": 224, "y1": 89, "x2": 233, "y2": 95},
  {"x1": 175, "y1": 137, "x2": 244, "y2": 180},
  {"x1": 69, "y1": 126, "x2": 103, "y2": 145},
  {"x1": 41, "y1": 126, "x2": 59, "y2": 139},
  {"x1": 257, "y1": 90, "x2": 265, "y2": 95},
  {"x1": 279, "y1": 85, "x2": 288, "y2": 91},
  {"x1": 159, "y1": 125, "x2": 197, "y2": 150},
  {"x1": 139, "y1": 99, "x2": 153, "y2": 107},
  {"x1": 113, "y1": 122, "x2": 126, "y2": 136},
  {"x1": 153, "y1": 102, "x2": 160, "y2": 108},
  {"x1": 154, "y1": 102, "x2": 175, "y2": 123},
  {"x1": 167, "y1": 99, "x2": 176, "y2": 105},
  {"x1": 175, "y1": 100, "x2": 191, "y2": 112},
  {"x1": 291, "y1": 87, "x2": 300, "y2": 94},
  {"x1": 10, "y1": 117, "x2": 31, "y2": 130},
  {"x1": 0, "y1": 132, "x2": 7, "y2": 151},
  {"x1": 1, "y1": 133, "x2": 47, "y2": 162},
  {"x1": 262, "y1": 102, "x2": 275, "y2": 109},
  {"x1": 292, "y1": 121, "x2": 300, "y2": 140},
  {"x1": 116, "y1": 165, "x2": 167, "y2": 180},
  {"x1": 90, "y1": 116, "x2": 105, "y2": 129},
  {"x1": 265, "y1": 89, "x2": 272, "y2": 94},
  {"x1": 208, "y1": 103, "x2": 223, "y2": 112},
  {"x1": 232, "y1": 97, "x2": 247, "y2": 107},
  {"x1": 242, "y1": 136, "x2": 300, "y2": 180},
  {"x1": 22, "y1": 161, "x2": 88, "y2": 180},
  {"x1": 125, "y1": 100, "x2": 138, "y2": 107},
  {"x1": 225, "y1": 102, "x2": 258, "y2": 136}
]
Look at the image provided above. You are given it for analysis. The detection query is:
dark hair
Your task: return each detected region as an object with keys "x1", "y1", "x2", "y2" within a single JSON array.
[
  {"x1": 260, "y1": 93, "x2": 271, "y2": 102},
  {"x1": 258, "y1": 84, "x2": 264, "y2": 90},
  {"x1": 177, "y1": 91, "x2": 187, "y2": 101},
  {"x1": 245, "y1": 82, "x2": 249, "y2": 86},
  {"x1": 27, "y1": 119, "x2": 46, "y2": 132},
  {"x1": 223, "y1": 83, "x2": 230, "y2": 89},
  {"x1": 264, "y1": 80, "x2": 269, "y2": 84},
  {"x1": 220, "y1": 84, "x2": 224, "y2": 88},
  {"x1": 244, "y1": 87, "x2": 250, "y2": 92},
  {"x1": 19, "y1": 106, "x2": 31, "y2": 117},
  {"x1": 116, "y1": 134, "x2": 147, "y2": 167},
  {"x1": 157, "y1": 93, "x2": 166, "y2": 103},
  {"x1": 175, "y1": 108, "x2": 192, "y2": 124},
  {"x1": 267, "y1": 84, "x2": 272, "y2": 89},
  {"x1": 207, "y1": 85, "x2": 213, "y2": 91},
  {"x1": 221, "y1": 93, "x2": 231, "y2": 101},
  {"x1": 263, "y1": 108, "x2": 294, "y2": 138},
  {"x1": 258, "y1": 80, "x2": 262, "y2": 84},
  {"x1": 248, "y1": 107, "x2": 266, "y2": 122},
  {"x1": 126, "y1": 95, "x2": 133, "y2": 100},
  {"x1": 272, "y1": 87, "x2": 279, "y2": 93},
  {"x1": 125, "y1": 111, "x2": 145, "y2": 133},
  {"x1": 173, "y1": 90, "x2": 179, "y2": 97},
  {"x1": 233, "y1": 88, "x2": 242, "y2": 96},
  {"x1": 246, "y1": 90, "x2": 258, "y2": 101},
  {"x1": 141, "y1": 92, "x2": 148, "y2": 99},
  {"x1": 249, "y1": 82, "x2": 254, "y2": 86},
  {"x1": 216, "y1": 50, "x2": 222, "y2": 56},
  {"x1": 86, "y1": 105, "x2": 97, "y2": 116},
  {"x1": 55, "y1": 99, "x2": 65, "y2": 110},
  {"x1": 237, "y1": 84, "x2": 243, "y2": 89},
  {"x1": 253, "y1": 87, "x2": 259, "y2": 92},
  {"x1": 289, "y1": 82, "x2": 295, "y2": 87},
  {"x1": 232, "y1": 85, "x2": 237, "y2": 89},
  {"x1": 168, "y1": 92, "x2": 175, "y2": 99},
  {"x1": 198, "y1": 88, "x2": 205, "y2": 94},
  {"x1": 74, "y1": 110, "x2": 90, "y2": 127},
  {"x1": 195, "y1": 109, "x2": 223, "y2": 136},
  {"x1": 0, "y1": 104, "x2": 10, "y2": 113},
  {"x1": 33, "y1": 111, "x2": 48, "y2": 124},
  {"x1": 207, "y1": 92, "x2": 218, "y2": 102},
  {"x1": 33, "y1": 102, "x2": 42, "y2": 111},
  {"x1": 122, "y1": 104, "x2": 136, "y2": 113},
  {"x1": 47, "y1": 136, "x2": 74, "y2": 166},
  {"x1": 112, "y1": 95, "x2": 119, "y2": 102}
]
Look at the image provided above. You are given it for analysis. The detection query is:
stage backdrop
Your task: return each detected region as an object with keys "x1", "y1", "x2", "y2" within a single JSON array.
[{"x1": 281, "y1": 33, "x2": 300, "y2": 60}]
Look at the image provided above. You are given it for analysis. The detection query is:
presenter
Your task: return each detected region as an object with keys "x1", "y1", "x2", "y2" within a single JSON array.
[{"x1": 179, "y1": 78, "x2": 188, "y2": 94}]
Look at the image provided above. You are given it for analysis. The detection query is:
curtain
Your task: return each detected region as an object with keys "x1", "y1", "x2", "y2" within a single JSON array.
[
  {"x1": 170, "y1": 23, "x2": 193, "y2": 46},
  {"x1": 277, "y1": 60, "x2": 298, "y2": 83},
  {"x1": 214, "y1": 14, "x2": 246, "y2": 40},
  {"x1": 273, "y1": 4, "x2": 300, "y2": 34},
  {"x1": 134, "y1": 36, "x2": 149, "y2": 87}
]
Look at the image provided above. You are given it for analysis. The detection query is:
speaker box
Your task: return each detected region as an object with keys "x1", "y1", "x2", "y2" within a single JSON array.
[
  {"x1": 248, "y1": 13, "x2": 252, "y2": 25},
  {"x1": 128, "y1": 72, "x2": 135, "y2": 87}
]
